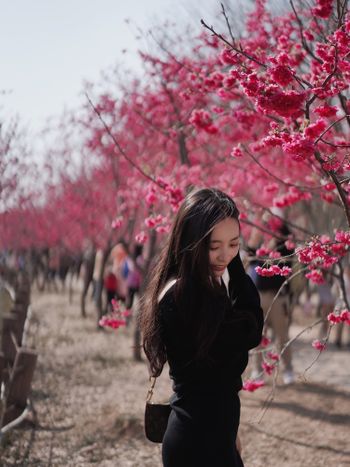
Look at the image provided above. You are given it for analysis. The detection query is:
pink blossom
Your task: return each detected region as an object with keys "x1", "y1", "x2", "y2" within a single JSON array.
[
  {"x1": 261, "y1": 336, "x2": 271, "y2": 347},
  {"x1": 330, "y1": 243, "x2": 347, "y2": 256},
  {"x1": 312, "y1": 339, "x2": 327, "y2": 351},
  {"x1": 111, "y1": 216, "x2": 123, "y2": 229},
  {"x1": 230, "y1": 146, "x2": 244, "y2": 158},
  {"x1": 255, "y1": 266, "x2": 275, "y2": 277},
  {"x1": 305, "y1": 269, "x2": 325, "y2": 284},
  {"x1": 220, "y1": 47, "x2": 239, "y2": 65},
  {"x1": 273, "y1": 189, "x2": 312, "y2": 207},
  {"x1": 223, "y1": 75, "x2": 236, "y2": 88},
  {"x1": 270, "y1": 264, "x2": 282, "y2": 274},
  {"x1": 314, "y1": 104, "x2": 338, "y2": 117},
  {"x1": 269, "y1": 251, "x2": 281, "y2": 259},
  {"x1": 321, "y1": 193, "x2": 335, "y2": 203},
  {"x1": 262, "y1": 134, "x2": 284, "y2": 147},
  {"x1": 242, "y1": 379, "x2": 265, "y2": 392},
  {"x1": 282, "y1": 135, "x2": 314, "y2": 161},
  {"x1": 280, "y1": 266, "x2": 292, "y2": 276},
  {"x1": 189, "y1": 109, "x2": 217, "y2": 134},
  {"x1": 285, "y1": 240, "x2": 295, "y2": 250},
  {"x1": 312, "y1": 0, "x2": 333, "y2": 18},
  {"x1": 166, "y1": 186, "x2": 184, "y2": 210},
  {"x1": 111, "y1": 298, "x2": 120, "y2": 312},
  {"x1": 304, "y1": 31, "x2": 315, "y2": 41},
  {"x1": 324, "y1": 183, "x2": 336, "y2": 192},
  {"x1": 99, "y1": 315, "x2": 126, "y2": 329},
  {"x1": 145, "y1": 214, "x2": 163, "y2": 228},
  {"x1": 262, "y1": 361, "x2": 275, "y2": 375},
  {"x1": 242, "y1": 73, "x2": 261, "y2": 98},
  {"x1": 304, "y1": 119, "x2": 327, "y2": 139},
  {"x1": 256, "y1": 247, "x2": 271, "y2": 257},
  {"x1": 335, "y1": 230, "x2": 350, "y2": 245},
  {"x1": 266, "y1": 351, "x2": 280, "y2": 361},
  {"x1": 297, "y1": 241, "x2": 334, "y2": 266},
  {"x1": 257, "y1": 89, "x2": 306, "y2": 118},
  {"x1": 322, "y1": 158, "x2": 342, "y2": 172},
  {"x1": 145, "y1": 189, "x2": 157, "y2": 206},
  {"x1": 319, "y1": 235, "x2": 331, "y2": 244},
  {"x1": 275, "y1": 52, "x2": 291, "y2": 66},
  {"x1": 135, "y1": 231, "x2": 148, "y2": 244},
  {"x1": 156, "y1": 225, "x2": 170, "y2": 234},
  {"x1": 270, "y1": 65, "x2": 294, "y2": 86},
  {"x1": 327, "y1": 312, "x2": 342, "y2": 324},
  {"x1": 264, "y1": 183, "x2": 279, "y2": 194},
  {"x1": 340, "y1": 309, "x2": 350, "y2": 325}
]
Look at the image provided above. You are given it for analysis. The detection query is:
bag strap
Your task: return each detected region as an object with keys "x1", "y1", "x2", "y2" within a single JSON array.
[{"x1": 146, "y1": 376, "x2": 157, "y2": 403}]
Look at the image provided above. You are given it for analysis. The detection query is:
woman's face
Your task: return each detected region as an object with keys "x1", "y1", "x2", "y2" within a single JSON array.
[{"x1": 209, "y1": 217, "x2": 240, "y2": 278}]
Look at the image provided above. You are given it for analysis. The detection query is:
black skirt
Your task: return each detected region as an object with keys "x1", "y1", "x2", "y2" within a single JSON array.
[{"x1": 162, "y1": 391, "x2": 244, "y2": 467}]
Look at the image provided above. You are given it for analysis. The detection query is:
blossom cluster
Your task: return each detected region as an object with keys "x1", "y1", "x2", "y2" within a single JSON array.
[
  {"x1": 255, "y1": 265, "x2": 292, "y2": 277},
  {"x1": 327, "y1": 309, "x2": 350, "y2": 326},
  {"x1": 312, "y1": 339, "x2": 327, "y2": 351},
  {"x1": 296, "y1": 234, "x2": 349, "y2": 284},
  {"x1": 98, "y1": 299, "x2": 131, "y2": 330},
  {"x1": 242, "y1": 379, "x2": 265, "y2": 392}
]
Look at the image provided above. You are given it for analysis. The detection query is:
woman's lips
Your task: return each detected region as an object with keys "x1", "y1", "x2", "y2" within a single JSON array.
[{"x1": 213, "y1": 266, "x2": 226, "y2": 272}]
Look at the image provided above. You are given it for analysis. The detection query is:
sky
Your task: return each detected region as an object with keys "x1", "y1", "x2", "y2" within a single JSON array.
[{"x1": 0, "y1": 0, "x2": 233, "y2": 133}]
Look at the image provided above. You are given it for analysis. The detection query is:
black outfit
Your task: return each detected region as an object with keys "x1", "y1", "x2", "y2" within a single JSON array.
[{"x1": 159, "y1": 255, "x2": 263, "y2": 467}]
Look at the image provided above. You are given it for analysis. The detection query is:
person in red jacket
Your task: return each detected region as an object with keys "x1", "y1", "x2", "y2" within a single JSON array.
[{"x1": 104, "y1": 268, "x2": 118, "y2": 313}]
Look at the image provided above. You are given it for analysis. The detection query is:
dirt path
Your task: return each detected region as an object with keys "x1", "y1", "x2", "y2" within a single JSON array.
[{"x1": 1, "y1": 287, "x2": 349, "y2": 467}]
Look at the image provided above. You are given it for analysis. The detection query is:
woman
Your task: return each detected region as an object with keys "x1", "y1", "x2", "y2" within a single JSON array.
[{"x1": 141, "y1": 188, "x2": 263, "y2": 467}]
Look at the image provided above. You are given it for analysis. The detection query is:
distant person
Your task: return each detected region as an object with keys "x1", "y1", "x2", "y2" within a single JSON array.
[
  {"x1": 125, "y1": 244, "x2": 144, "y2": 310},
  {"x1": 104, "y1": 267, "x2": 118, "y2": 314},
  {"x1": 110, "y1": 242, "x2": 128, "y2": 301},
  {"x1": 248, "y1": 213, "x2": 295, "y2": 385}
]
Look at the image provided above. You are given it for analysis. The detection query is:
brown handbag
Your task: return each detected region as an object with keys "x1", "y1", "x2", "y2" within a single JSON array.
[{"x1": 144, "y1": 377, "x2": 171, "y2": 443}]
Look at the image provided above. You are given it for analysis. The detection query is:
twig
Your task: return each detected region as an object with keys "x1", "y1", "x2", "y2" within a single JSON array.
[
  {"x1": 314, "y1": 115, "x2": 350, "y2": 144},
  {"x1": 290, "y1": 0, "x2": 322, "y2": 64},
  {"x1": 314, "y1": 149, "x2": 350, "y2": 227},
  {"x1": 85, "y1": 93, "x2": 165, "y2": 189},
  {"x1": 241, "y1": 144, "x2": 321, "y2": 193},
  {"x1": 301, "y1": 324, "x2": 333, "y2": 378},
  {"x1": 200, "y1": 19, "x2": 267, "y2": 68},
  {"x1": 221, "y1": 3, "x2": 235, "y2": 45}
]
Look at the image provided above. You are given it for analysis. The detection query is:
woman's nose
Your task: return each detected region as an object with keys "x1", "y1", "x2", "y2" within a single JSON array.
[{"x1": 218, "y1": 249, "x2": 230, "y2": 262}]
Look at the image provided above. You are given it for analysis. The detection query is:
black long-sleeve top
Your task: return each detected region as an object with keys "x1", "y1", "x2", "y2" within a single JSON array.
[{"x1": 159, "y1": 255, "x2": 264, "y2": 397}]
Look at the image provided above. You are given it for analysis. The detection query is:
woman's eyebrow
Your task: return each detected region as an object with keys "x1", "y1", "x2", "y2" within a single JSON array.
[{"x1": 210, "y1": 237, "x2": 240, "y2": 243}]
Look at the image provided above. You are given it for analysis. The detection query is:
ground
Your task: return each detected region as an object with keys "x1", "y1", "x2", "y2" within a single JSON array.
[{"x1": 0, "y1": 284, "x2": 349, "y2": 467}]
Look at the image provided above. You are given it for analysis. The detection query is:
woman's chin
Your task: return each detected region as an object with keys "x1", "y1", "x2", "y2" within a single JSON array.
[{"x1": 212, "y1": 269, "x2": 225, "y2": 277}]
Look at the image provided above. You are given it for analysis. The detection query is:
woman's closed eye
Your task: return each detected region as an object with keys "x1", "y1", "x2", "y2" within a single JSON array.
[{"x1": 210, "y1": 244, "x2": 239, "y2": 251}]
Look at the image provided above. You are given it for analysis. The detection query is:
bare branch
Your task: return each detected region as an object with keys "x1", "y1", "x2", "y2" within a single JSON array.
[
  {"x1": 314, "y1": 114, "x2": 350, "y2": 144},
  {"x1": 221, "y1": 3, "x2": 235, "y2": 45},
  {"x1": 314, "y1": 149, "x2": 350, "y2": 227},
  {"x1": 290, "y1": 0, "x2": 323, "y2": 64},
  {"x1": 200, "y1": 19, "x2": 267, "y2": 68},
  {"x1": 85, "y1": 93, "x2": 165, "y2": 189}
]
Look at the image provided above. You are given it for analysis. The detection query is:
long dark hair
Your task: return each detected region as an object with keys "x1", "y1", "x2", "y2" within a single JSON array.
[{"x1": 140, "y1": 188, "x2": 240, "y2": 377}]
